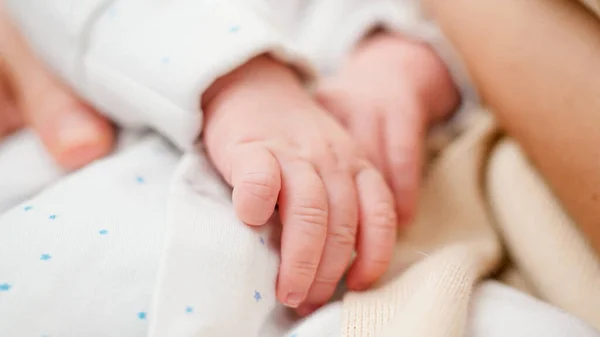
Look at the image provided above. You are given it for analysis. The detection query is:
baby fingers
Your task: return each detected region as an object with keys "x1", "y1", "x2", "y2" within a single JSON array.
[
  {"x1": 347, "y1": 167, "x2": 397, "y2": 291},
  {"x1": 277, "y1": 160, "x2": 328, "y2": 308},
  {"x1": 230, "y1": 145, "x2": 281, "y2": 226},
  {"x1": 384, "y1": 99, "x2": 426, "y2": 224},
  {"x1": 297, "y1": 156, "x2": 359, "y2": 315}
]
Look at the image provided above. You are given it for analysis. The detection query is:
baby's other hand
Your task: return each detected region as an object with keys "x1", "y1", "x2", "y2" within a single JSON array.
[
  {"x1": 202, "y1": 55, "x2": 397, "y2": 315},
  {"x1": 316, "y1": 31, "x2": 460, "y2": 225}
]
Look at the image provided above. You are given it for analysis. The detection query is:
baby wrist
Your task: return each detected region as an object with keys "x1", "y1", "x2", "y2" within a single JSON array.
[{"x1": 202, "y1": 54, "x2": 309, "y2": 124}]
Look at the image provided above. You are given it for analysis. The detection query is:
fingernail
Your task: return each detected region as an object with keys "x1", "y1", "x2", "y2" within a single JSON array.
[
  {"x1": 55, "y1": 111, "x2": 104, "y2": 151},
  {"x1": 284, "y1": 292, "x2": 305, "y2": 308}
]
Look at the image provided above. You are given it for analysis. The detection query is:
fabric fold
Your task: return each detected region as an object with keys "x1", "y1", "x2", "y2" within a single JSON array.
[
  {"x1": 340, "y1": 112, "x2": 600, "y2": 336},
  {"x1": 341, "y1": 113, "x2": 503, "y2": 337}
]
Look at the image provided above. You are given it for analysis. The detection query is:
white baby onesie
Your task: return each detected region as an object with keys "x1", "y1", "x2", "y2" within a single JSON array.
[
  {"x1": 6, "y1": 0, "x2": 476, "y2": 150},
  {"x1": 2, "y1": 1, "x2": 599, "y2": 337}
]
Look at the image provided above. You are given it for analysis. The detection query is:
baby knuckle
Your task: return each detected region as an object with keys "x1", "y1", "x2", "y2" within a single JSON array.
[
  {"x1": 313, "y1": 274, "x2": 341, "y2": 289},
  {"x1": 239, "y1": 172, "x2": 278, "y2": 202},
  {"x1": 291, "y1": 200, "x2": 328, "y2": 230},
  {"x1": 329, "y1": 143, "x2": 358, "y2": 172},
  {"x1": 297, "y1": 143, "x2": 328, "y2": 163},
  {"x1": 333, "y1": 159, "x2": 353, "y2": 175},
  {"x1": 289, "y1": 259, "x2": 319, "y2": 278},
  {"x1": 328, "y1": 225, "x2": 357, "y2": 247},
  {"x1": 368, "y1": 202, "x2": 397, "y2": 231}
]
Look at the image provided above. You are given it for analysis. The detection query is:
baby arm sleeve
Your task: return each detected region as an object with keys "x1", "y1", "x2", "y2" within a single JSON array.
[
  {"x1": 5, "y1": 0, "x2": 312, "y2": 150},
  {"x1": 299, "y1": 0, "x2": 479, "y2": 136}
]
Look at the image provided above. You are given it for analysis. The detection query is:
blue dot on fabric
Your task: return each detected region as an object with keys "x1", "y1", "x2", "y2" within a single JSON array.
[
  {"x1": 48, "y1": 215, "x2": 57, "y2": 220},
  {"x1": 259, "y1": 237, "x2": 265, "y2": 245},
  {"x1": 24, "y1": 205, "x2": 33, "y2": 211},
  {"x1": 136, "y1": 176, "x2": 145, "y2": 184},
  {"x1": 40, "y1": 254, "x2": 52, "y2": 261},
  {"x1": 137, "y1": 312, "x2": 147, "y2": 320},
  {"x1": 254, "y1": 291, "x2": 262, "y2": 302},
  {"x1": 229, "y1": 25, "x2": 240, "y2": 33},
  {"x1": 185, "y1": 306, "x2": 194, "y2": 314},
  {"x1": 99, "y1": 229, "x2": 109, "y2": 235},
  {"x1": 161, "y1": 57, "x2": 170, "y2": 64},
  {"x1": 0, "y1": 283, "x2": 11, "y2": 291}
]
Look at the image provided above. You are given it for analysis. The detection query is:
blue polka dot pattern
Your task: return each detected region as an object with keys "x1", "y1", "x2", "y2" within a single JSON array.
[{"x1": 254, "y1": 291, "x2": 262, "y2": 302}]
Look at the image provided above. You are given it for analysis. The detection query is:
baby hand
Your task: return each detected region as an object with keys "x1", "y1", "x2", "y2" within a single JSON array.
[
  {"x1": 317, "y1": 32, "x2": 460, "y2": 224},
  {"x1": 202, "y1": 55, "x2": 397, "y2": 315}
]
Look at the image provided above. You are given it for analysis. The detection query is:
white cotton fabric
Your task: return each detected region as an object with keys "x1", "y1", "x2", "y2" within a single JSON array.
[
  {"x1": 0, "y1": 130, "x2": 598, "y2": 337},
  {"x1": 1, "y1": 0, "x2": 597, "y2": 336},
  {"x1": 0, "y1": 130, "x2": 63, "y2": 213},
  {"x1": 6, "y1": 0, "x2": 475, "y2": 150}
]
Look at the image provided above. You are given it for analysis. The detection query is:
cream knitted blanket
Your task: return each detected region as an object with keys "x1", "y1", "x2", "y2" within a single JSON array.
[{"x1": 341, "y1": 112, "x2": 600, "y2": 336}]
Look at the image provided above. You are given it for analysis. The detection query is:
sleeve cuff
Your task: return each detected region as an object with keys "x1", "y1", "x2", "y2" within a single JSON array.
[{"x1": 82, "y1": 0, "x2": 315, "y2": 150}]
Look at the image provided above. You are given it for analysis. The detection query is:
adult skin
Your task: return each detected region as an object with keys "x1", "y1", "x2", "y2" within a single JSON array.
[
  {"x1": 0, "y1": 2, "x2": 114, "y2": 170},
  {"x1": 422, "y1": 0, "x2": 600, "y2": 252}
]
